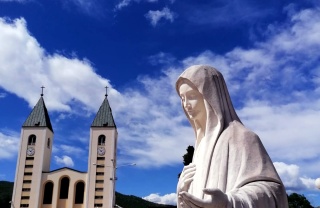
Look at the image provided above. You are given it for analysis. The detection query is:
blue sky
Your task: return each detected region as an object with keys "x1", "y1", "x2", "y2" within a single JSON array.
[{"x1": 0, "y1": 0, "x2": 320, "y2": 206}]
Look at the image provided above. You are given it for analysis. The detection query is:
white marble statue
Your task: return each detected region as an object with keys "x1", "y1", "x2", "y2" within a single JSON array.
[{"x1": 176, "y1": 65, "x2": 288, "y2": 208}]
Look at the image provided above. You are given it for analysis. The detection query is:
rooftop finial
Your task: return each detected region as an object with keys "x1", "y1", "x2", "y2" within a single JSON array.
[
  {"x1": 41, "y1": 86, "x2": 45, "y2": 97},
  {"x1": 105, "y1": 86, "x2": 108, "y2": 97}
]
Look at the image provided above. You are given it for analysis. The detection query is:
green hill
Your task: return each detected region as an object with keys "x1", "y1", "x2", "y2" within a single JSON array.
[
  {"x1": 0, "y1": 181, "x2": 13, "y2": 208},
  {"x1": 0, "y1": 181, "x2": 176, "y2": 208},
  {"x1": 115, "y1": 192, "x2": 175, "y2": 208}
]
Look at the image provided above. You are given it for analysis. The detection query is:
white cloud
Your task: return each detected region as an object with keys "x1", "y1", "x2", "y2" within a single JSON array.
[
  {"x1": 0, "y1": 17, "x2": 118, "y2": 113},
  {"x1": 274, "y1": 162, "x2": 318, "y2": 191},
  {"x1": 115, "y1": 0, "x2": 132, "y2": 10},
  {"x1": 0, "y1": 131, "x2": 19, "y2": 159},
  {"x1": 145, "y1": 7, "x2": 175, "y2": 27},
  {"x1": 54, "y1": 155, "x2": 74, "y2": 167},
  {"x1": 237, "y1": 102, "x2": 320, "y2": 162},
  {"x1": 143, "y1": 193, "x2": 177, "y2": 205}
]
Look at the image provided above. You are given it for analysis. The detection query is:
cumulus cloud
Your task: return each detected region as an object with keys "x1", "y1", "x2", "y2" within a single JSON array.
[
  {"x1": 54, "y1": 155, "x2": 74, "y2": 167},
  {"x1": 143, "y1": 193, "x2": 176, "y2": 205},
  {"x1": 237, "y1": 102, "x2": 320, "y2": 162},
  {"x1": 0, "y1": 17, "x2": 119, "y2": 113},
  {"x1": 274, "y1": 162, "x2": 318, "y2": 191},
  {"x1": 0, "y1": 131, "x2": 19, "y2": 159},
  {"x1": 145, "y1": 7, "x2": 175, "y2": 26}
]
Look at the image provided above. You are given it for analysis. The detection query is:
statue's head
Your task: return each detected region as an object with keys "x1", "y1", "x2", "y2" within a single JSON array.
[
  {"x1": 178, "y1": 78, "x2": 206, "y2": 122},
  {"x1": 176, "y1": 65, "x2": 241, "y2": 134}
]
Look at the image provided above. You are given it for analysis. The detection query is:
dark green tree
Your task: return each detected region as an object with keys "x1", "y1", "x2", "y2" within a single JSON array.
[
  {"x1": 182, "y1": 146, "x2": 194, "y2": 166},
  {"x1": 288, "y1": 193, "x2": 313, "y2": 208},
  {"x1": 178, "y1": 146, "x2": 194, "y2": 178}
]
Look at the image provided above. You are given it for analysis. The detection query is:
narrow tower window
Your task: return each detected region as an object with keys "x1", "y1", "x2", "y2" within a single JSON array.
[
  {"x1": 75, "y1": 182, "x2": 85, "y2": 204},
  {"x1": 43, "y1": 182, "x2": 54, "y2": 204},
  {"x1": 28, "y1": 135, "x2": 36, "y2": 145},
  {"x1": 59, "y1": 177, "x2": 70, "y2": 199},
  {"x1": 98, "y1": 135, "x2": 106, "y2": 145},
  {"x1": 47, "y1": 138, "x2": 50, "y2": 148}
]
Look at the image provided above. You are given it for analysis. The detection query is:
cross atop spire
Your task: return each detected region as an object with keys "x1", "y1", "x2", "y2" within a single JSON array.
[
  {"x1": 23, "y1": 95, "x2": 53, "y2": 132},
  {"x1": 91, "y1": 87, "x2": 116, "y2": 128},
  {"x1": 41, "y1": 86, "x2": 45, "y2": 97},
  {"x1": 105, "y1": 86, "x2": 108, "y2": 97}
]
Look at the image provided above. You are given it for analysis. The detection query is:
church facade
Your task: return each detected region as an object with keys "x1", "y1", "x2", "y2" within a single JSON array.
[{"x1": 11, "y1": 94, "x2": 118, "y2": 208}]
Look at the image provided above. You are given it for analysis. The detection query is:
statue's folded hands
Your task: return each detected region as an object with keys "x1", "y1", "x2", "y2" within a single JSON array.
[{"x1": 178, "y1": 163, "x2": 196, "y2": 192}]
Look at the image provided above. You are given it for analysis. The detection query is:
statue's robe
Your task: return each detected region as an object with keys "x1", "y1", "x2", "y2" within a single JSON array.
[{"x1": 190, "y1": 121, "x2": 288, "y2": 208}]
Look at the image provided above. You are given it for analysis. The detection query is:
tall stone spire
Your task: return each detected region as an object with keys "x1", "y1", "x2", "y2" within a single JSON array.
[
  {"x1": 91, "y1": 96, "x2": 116, "y2": 127},
  {"x1": 22, "y1": 97, "x2": 53, "y2": 132}
]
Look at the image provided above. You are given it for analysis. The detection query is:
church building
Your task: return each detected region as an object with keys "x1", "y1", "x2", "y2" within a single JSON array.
[{"x1": 11, "y1": 92, "x2": 118, "y2": 208}]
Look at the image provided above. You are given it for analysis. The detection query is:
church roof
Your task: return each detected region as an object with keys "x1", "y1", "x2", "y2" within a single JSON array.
[
  {"x1": 43, "y1": 167, "x2": 87, "y2": 174},
  {"x1": 22, "y1": 96, "x2": 53, "y2": 132},
  {"x1": 91, "y1": 96, "x2": 116, "y2": 128}
]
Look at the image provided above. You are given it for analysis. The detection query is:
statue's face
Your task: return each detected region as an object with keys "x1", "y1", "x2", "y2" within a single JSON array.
[{"x1": 179, "y1": 82, "x2": 206, "y2": 121}]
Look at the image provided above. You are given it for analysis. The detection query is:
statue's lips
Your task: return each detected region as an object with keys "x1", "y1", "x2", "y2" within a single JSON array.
[{"x1": 186, "y1": 110, "x2": 196, "y2": 116}]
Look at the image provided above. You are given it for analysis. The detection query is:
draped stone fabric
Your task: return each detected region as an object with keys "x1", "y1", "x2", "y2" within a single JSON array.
[{"x1": 176, "y1": 65, "x2": 288, "y2": 207}]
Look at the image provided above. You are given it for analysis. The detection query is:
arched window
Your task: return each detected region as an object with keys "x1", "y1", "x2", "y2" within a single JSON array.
[
  {"x1": 59, "y1": 177, "x2": 70, "y2": 199},
  {"x1": 75, "y1": 182, "x2": 85, "y2": 204},
  {"x1": 47, "y1": 138, "x2": 50, "y2": 148},
  {"x1": 28, "y1": 135, "x2": 36, "y2": 145},
  {"x1": 98, "y1": 135, "x2": 105, "y2": 146},
  {"x1": 43, "y1": 182, "x2": 54, "y2": 204}
]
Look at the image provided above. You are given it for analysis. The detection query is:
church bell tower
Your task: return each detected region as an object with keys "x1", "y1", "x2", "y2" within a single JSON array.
[
  {"x1": 11, "y1": 92, "x2": 54, "y2": 208},
  {"x1": 86, "y1": 92, "x2": 118, "y2": 208}
]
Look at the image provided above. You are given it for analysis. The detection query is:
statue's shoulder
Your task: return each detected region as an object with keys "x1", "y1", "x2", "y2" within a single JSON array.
[{"x1": 225, "y1": 121, "x2": 260, "y2": 143}]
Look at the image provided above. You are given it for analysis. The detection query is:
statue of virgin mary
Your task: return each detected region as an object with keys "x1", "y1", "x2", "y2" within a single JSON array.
[{"x1": 176, "y1": 65, "x2": 288, "y2": 208}]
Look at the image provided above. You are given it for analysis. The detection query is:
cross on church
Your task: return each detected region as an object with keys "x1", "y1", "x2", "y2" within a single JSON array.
[
  {"x1": 105, "y1": 86, "x2": 108, "y2": 97},
  {"x1": 41, "y1": 86, "x2": 45, "y2": 97}
]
